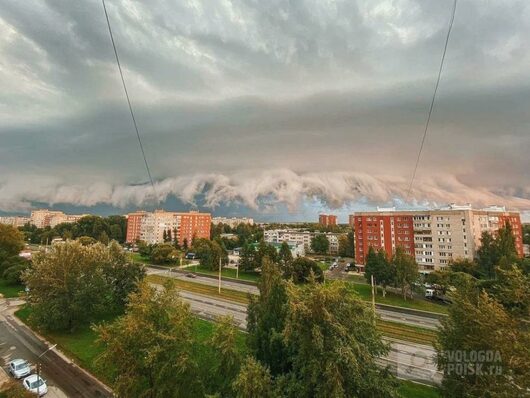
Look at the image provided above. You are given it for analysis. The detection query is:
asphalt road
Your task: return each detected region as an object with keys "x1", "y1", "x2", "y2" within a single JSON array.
[
  {"x1": 0, "y1": 298, "x2": 112, "y2": 398},
  {"x1": 147, "y1": 267, "x2": 441, "y2": 330},
  {"x1": 170, "y1": 288, "x2": 442, "y2": 386}
]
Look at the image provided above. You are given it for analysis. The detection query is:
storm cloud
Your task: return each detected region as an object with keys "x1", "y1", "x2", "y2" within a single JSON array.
[{"x1": 0, "y1": 0, "x2": 529, "y2": 217}]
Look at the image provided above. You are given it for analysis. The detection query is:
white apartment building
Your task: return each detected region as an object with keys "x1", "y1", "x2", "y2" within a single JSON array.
[
  {"x1": 264, "y1": 229, "x2": 343, "y2": 255},
  {"x1": 140, "y1": 210, "x2": 179, "y2": 244},
  {"x1": 212, "y1": 217, "x2": 254, "y2": 228},
  {"x1": 29, "y1": 209, "x2": 86, "y2": 228},
  {"x1": 0, "y1": 216, "x2": 30, "y2": 227}
]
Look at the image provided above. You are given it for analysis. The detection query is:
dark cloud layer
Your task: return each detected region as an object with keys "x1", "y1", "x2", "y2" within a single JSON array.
[{"x1": 0, "y1": 0, "x2": 529, "y2": 217}]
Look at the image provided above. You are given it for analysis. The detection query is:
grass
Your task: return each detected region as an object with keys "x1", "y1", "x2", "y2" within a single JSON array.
[
  {"x1": 347, "y1": 282, "x2": 448, "y2": 314},
  {"x1": 317, "y1": 261, "x2": 329, "y2": 271},
  {"x1": 191, "y1": 264, "x2": 261, "y2": 283},
  {"x1": 377, "y1": 320, "x2": 437, "y2": 346},
  {"x1": 15, "y1": 306, "x2": 246, "y2": 386},
  {"x1": 0, "y1": 278, "x2": 24, "y2": 298},
  {"x1": 147, "y1": 274, "x2": 250, "y2": 304},
  {"x1": 398, "y1": 380, "x2": 440, "y2": 398},
  {"x1": 345, "y1": 273, "x2": 368, "y2": 284}
]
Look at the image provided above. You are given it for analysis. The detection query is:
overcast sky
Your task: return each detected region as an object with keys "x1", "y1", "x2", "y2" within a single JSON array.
[{"x1": 0, "y1": 0, "x2": 529, "y2": 220}]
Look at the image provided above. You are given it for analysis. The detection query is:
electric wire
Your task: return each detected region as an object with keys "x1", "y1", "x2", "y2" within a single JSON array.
[
  {"x1": 101, "y1": 0, "x2": 158, "y2": 204},
  {"x1": 407, "y1": 0, "x2": 458, "y2": 198}
]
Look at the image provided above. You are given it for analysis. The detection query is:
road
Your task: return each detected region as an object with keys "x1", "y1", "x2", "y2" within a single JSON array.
[
  {"x1": 147, "y1": 267, "x2": 441, "y2": 330},
  {"x1": 164, "y1": 287, "x2": 442, "y2": 386},
  {"x1": 0, "y1": 298, "x2": 112, "y2": 398}
]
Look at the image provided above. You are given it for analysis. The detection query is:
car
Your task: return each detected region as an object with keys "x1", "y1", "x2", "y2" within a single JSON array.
[
  {"x1": 185, "y1": 273, "x2": 197, "y2": 278},
  {"x1": 8, "y1": 359, "x2": 31, "y2": 379},
  {"x1": 22, "y1": 374, "x2": 48, "y2": 396}
]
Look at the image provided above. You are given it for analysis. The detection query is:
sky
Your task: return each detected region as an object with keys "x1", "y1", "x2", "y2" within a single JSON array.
[{"x1": 0, "y1": 0, "x2": 529, "y2": 222}]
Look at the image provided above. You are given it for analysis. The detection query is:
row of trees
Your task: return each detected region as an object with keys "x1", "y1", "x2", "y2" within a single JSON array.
[
  {"x1": 19, "y1": 215, "x2": 127, "y2": 245},
  {"x1": 210, "y1": 222, "x2": 264, "y2": 250},
  {"x1": 96, "y1": 256, "x2": 397, "y2": 397},
  {"x1": 0, "y1": 224, "x2": 31, "y2": 286}
]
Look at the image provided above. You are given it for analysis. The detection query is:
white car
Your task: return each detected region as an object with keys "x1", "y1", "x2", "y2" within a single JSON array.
[
  {"x1": 8, "y1": 359, "x2": 31, "y2": 379},
  {"x1": 22, "y1": 374, "x2": 48, "y2": 396}
]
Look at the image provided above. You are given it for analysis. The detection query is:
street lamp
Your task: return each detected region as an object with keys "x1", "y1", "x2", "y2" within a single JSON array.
[{"x1": 37, "y1": 344, "x2": 57, "y2": 396}]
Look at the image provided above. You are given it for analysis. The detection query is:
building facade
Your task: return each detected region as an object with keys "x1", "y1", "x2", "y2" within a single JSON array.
[
  {"x1": 29, "y1": 209, "x2": 86, "y2": 228},
  {"x1": 319, "y1": 214, "x2": 337, "y2": 227},
  {"x1": 352, "y1": 205, "x2": 524, "y2": 272},
  {"x1": 264, "y1": 229, "x2": 343, "y2": 255},
  {"x1": 126, "y1": 210, "x2": 211, "y2": 245},
  {"x1": 212, "y1": 217, "x2": 254, "y2": 228},
  {"x1": 0, "y1": 216, "x2": 31, "y2": 227}
]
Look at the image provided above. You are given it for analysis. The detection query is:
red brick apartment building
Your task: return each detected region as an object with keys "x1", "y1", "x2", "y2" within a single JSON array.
[
  {"x1": 319, "y1": 214, "x2": 337, "y2": 227},
  {"x1": 351, "y1": 205, "x2": 523, "y2": 272},
  {"x1": 126, "y1": 210, "x2": 211, "y2": 245}
]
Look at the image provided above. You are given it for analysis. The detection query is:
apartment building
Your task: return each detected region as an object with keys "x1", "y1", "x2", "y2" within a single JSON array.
[
  {"x1": 212, "y1": 217, "x2": 254, "y2": 228},
  {"x1": 30, "y1": 209, "x2": 86, "y2": 228},
  {"x1": 352, "y1": 204, "x2": 523, "y2": 272},
  {"x1": 264, "y1": 229, "x2": 343, "y2": 255},
  {"x1": 319, "y1": 214, "x2": 337, "y2": 227},
  {"x1": 0, "y1": 216, "x2": 30, "y2": 227},
  {"x1": 126, "y1": 210, "x2": 211, "y2": 245}
]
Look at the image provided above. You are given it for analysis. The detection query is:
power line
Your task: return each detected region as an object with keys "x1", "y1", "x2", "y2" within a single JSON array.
[
  {"x1": 101, "y1": 0, "x2": 158, "y2": 204},
  {"x1": 407, "y1": 0, "x2": 458, "y2": 198}
]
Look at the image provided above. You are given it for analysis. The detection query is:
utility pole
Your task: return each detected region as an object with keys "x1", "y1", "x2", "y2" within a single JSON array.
[
  {"x1": 236, "y1": 261, "x2": 239, "y2": 279},
  {"x1": 371, "y1": 275, "x2": 376, "y2": 314},
  {"x1": 37, "y1": 344, "x2": 57, "y2": 396},
  {"x1": 218, "y1": 256, "x2": 222, "y2": 294}
]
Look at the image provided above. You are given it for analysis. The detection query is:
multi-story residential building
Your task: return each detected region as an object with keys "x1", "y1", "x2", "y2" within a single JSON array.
[
  {"x1": 0, "y1": 216, "x2": 31, "y2": 227},
  {"x1": 212, "y1": 217, "x2": 254, "y2": 228},
  {"x1": 352, "y1": 204, "x2": 524, "y2": 272},
  {"x1": 319, "y1": 214, "x2": 337, "y2": 227},
  {"x1": 126, "y1": 210, "x2": 211, "y2": 245},
  {"x1": 30, "y1": 209, "x2": 86, "y2": 228},
  {"x1": 264, "y1": 229, "x2": 343, "y2": 255}
]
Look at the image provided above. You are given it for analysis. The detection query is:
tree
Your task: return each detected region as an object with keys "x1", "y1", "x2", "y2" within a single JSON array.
[
  {"x1": 364, "y1": 246, "x2": 378, "y2": 284},
  {"x1": 281, "y1": 280, "x2": 398, "y2": 398},
  {"x1": 247, "y1": 257, "x2": 290, "y2": 376},
  {"x1": 0, "y1": 379, "x2": 35, "y2": 397},
  {"x1": 488, "y1": 265, "x2": 530, "y2": 317},
  {"x1": 239, "y1": 243, "x2": 256, "y2": 272},
  {"x1": 207, "y1": 316, "x2": 242, "y2": 396},
  {"x1": 77, "y1": 236, "x2": 97, "y2": 246},
  {"x1": 109, "y1": 224, "x2": 123, "y2": 242},
  {"x1": 98, "y1": 231, "x2": 109, "y2": 245},
  {"x1": 393, "y1": 247, "x2": 418, "y2": 300},
  {"x1": 95, "y1": 281, "x2": 203, "y2": 397},
  {"x1": 193, "y1": 239, "x2": 227, "y2": 271},
  {"x1": 233, "y1": 357, "x2": 273, "y2": 398},
  {"x1": 254, "y1": 241, "x2": 278, "y2": 268},
  {"x1": 338, "y1": 232, "x2": 354, "y2": 257},
  {"x1": 476, "y1": 224, "x2": 519, "y2": 279},
  {"x1": 278, "y1": 241, "x2": 293, "y2": 272},
  {"x1": 23, "y1": 241, "x2": 141, "y2": 331},
  {"x1": 149, "y1": 244, "x2": 177, "y2": 265},
  {"x1": 0, "y1": 224, "x2": 25, "y2": 259},
  {"x1": 436, "y1": 286, "x2": 530, "y2": 397},
  {"x1": 285, "y1": 257, "x2": 324, "y2": 284},
  {"x1": 310, "y1": 234, "x2": 329, "y2": 255},
  {"x1": 449, "y1": 258, "x2": 479, "y2": 278},
  {"x1": 162, "y1": 230, "x2": 168, "y2": 243},
  {"x1": 372, "y1": 249, "x2": 395, "y2": 297}
]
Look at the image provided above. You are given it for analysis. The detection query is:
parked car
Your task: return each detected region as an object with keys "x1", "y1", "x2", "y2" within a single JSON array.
[
  {"x1": 22, "y1": 374, "x2": 48, "y2": 396},
  {"x1": 8, "y1": 359, "x2": 31, "y2": 379}
]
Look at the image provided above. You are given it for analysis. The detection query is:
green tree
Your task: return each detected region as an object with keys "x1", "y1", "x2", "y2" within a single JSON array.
[
  {"x1": 371, "y1": 249, "x2": 395, "y2": 297},
  {"x1": 285, "y1": 257, "x2": 324, "y2": 284},
  {"x1": 310, "y1": 234, "x2": 329, "y2": 255},
  {"x1": 247, "y1": 257, "x2": 290, "y2": 376},
  {"x1": 364, "y1": 246, "x2": 378, "y2": 284},
  {"x1": 0, "y1": 379, "x2": 35, "y2": 397},
  {"x1": 96, "y1": 281, "x2": 203, "y2": 397},
  {"x1": 149, "y1": 244, "x2": 177, "y2": 265},
  {"x1": 436, "y1": 286, "x2": 530, "y2": 397},
  {"x1": 0, "y1": 224, "x2": 25, "y2": 258},
  {"x1": 254, "y1": 241, "x2": 278, "y2": 267},
  {"x1": 233, "y1": 357, "x2": 273, "y2": 398},
  {"x1": 281, "y1": 280, "x2": 398, "y2": 398},
  {"x1": 488, "y1": 265, "x2": 530, "y2": 317},
  {"x1": 98, "y1": 231, "x2": 110, "y2": 245},
  {"x1": 393, "y1": 247, "x2": 418, "y2": 300},
  {"x1": 193, "y1": 239, "x2": 227, "y2": 271},
  {"x1": 449, "y1": 258, "x2": 479, "y2": 277},
  {"x1": 207, "y1": 315, "x2": 242, "y2": 396},
  {"x1": 338, "y1": 232, "x2": 354, "y2": 257},
  {"x1": 278, "y1": 241, "x2": 293, "y2": 272},
  {"x1": 77, "y1": 236, "x2": 97, "y2": 246},
  {"x1": 239, "y1": 243, "x2": 256, "y2": 272}
]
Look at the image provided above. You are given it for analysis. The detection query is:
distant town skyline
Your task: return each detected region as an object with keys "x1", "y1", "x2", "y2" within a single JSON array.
[{"x1": 1, "y1": 1, "x2": 529, "y2": 218}]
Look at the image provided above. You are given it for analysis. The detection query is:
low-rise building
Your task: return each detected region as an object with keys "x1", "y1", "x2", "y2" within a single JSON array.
[
  {"x1": 212, "y1": 217, "x2": 254, "y2": 228},
  {"x1": 264, "y1": 229, "x2": 343, "y2": 255},
  {"x1": 0, "y1": 216, "x2": 30, "y2": 227}
]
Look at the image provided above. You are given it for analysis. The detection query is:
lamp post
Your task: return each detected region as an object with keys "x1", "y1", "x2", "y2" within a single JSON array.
[
  {"x1": 218, "y1": 256, "x2": 222, "y2": 294},
  {"x1": 37, "y1": 344, "x2": 57, "y2": 396}
]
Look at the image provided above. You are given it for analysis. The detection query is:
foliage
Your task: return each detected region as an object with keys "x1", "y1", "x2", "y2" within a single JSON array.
[
  {"x1": 0, "y1": 380, "x2": 34, "y2": 398},
  {"x1": 278, "y1": 241, "x2": 293, "y2": 272},
  {"x1": 149, "y1": 243, "x2": 177, "y2": 265},
  {"x1": 95, "y1": 281, "x2": 203, "y2": 397},
  {"x1": 310, "y1": 234, "x2": 329, "y2": 254},
  {"x1": 232, "y1": 357, "x2": 273, "y2": 398},
  {"x1": 392, "y1": 247, "x2": 419, "y2": 300},
  {"x1": 448, "y1": 258, "x2": 479, "y2": 278},
  {"x1": 193, "y1": 238, "x2": 228, "y2": 271},
  {"x1": 436, "y1": 284, "x2": 530, "y2": 398},
  {"x1": 280, "y1": 280, "x2": 399, "y2": 398},
  {"x1": 338, "y1": 231, "x2": 355, "y2": 257},
  {"x1": 476, "y1": 224, "x2": 518, "y2": 279},
  {"x1": 284, "y1": 257, "x2": 324, "y2": 284},
  {"x1": 254, "y1": 240, "x2": 278, "y2": 268},
  {"x1": 23, "y1": 241, "x2": 143, "y2": 331},
  {"x1": 239, "y1": 243, "x2": 256, "y2": 272},
  {"x1": 365, "y1": 248, "x2": 395, "y2": 296},
  {"x1": 247, "y1": 258, "x2": 291, "y2": 375},
  {"x1": 0, "y1": 224, "x2": 25, "y2": 257},
  {"x1": 2, "y1": 262, "x2": 30, "y2": 285}
]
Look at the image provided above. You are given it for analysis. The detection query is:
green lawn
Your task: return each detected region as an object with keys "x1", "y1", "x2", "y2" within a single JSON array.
[
  {"x1": 348, "y1": 282, "x2": 448, "y2": 314},
  {"x1": 345, "y1": 273, "x2": 368, "y2": 284},
  {"x1": 0, "y1": 278, "x2": 24, "y2": 298},
  {"x1": 15, "y1": 306, "x2": 246, "y2": 386},
  {"x1": 398, "y1": 380, "x2": 440, "y2": 398},
  {"x1": 191, "y1": 264, "x2": 261, "y2": 283},
  {"x1": 317, "y1": 261, "x2": 329, "y2": 271}
]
